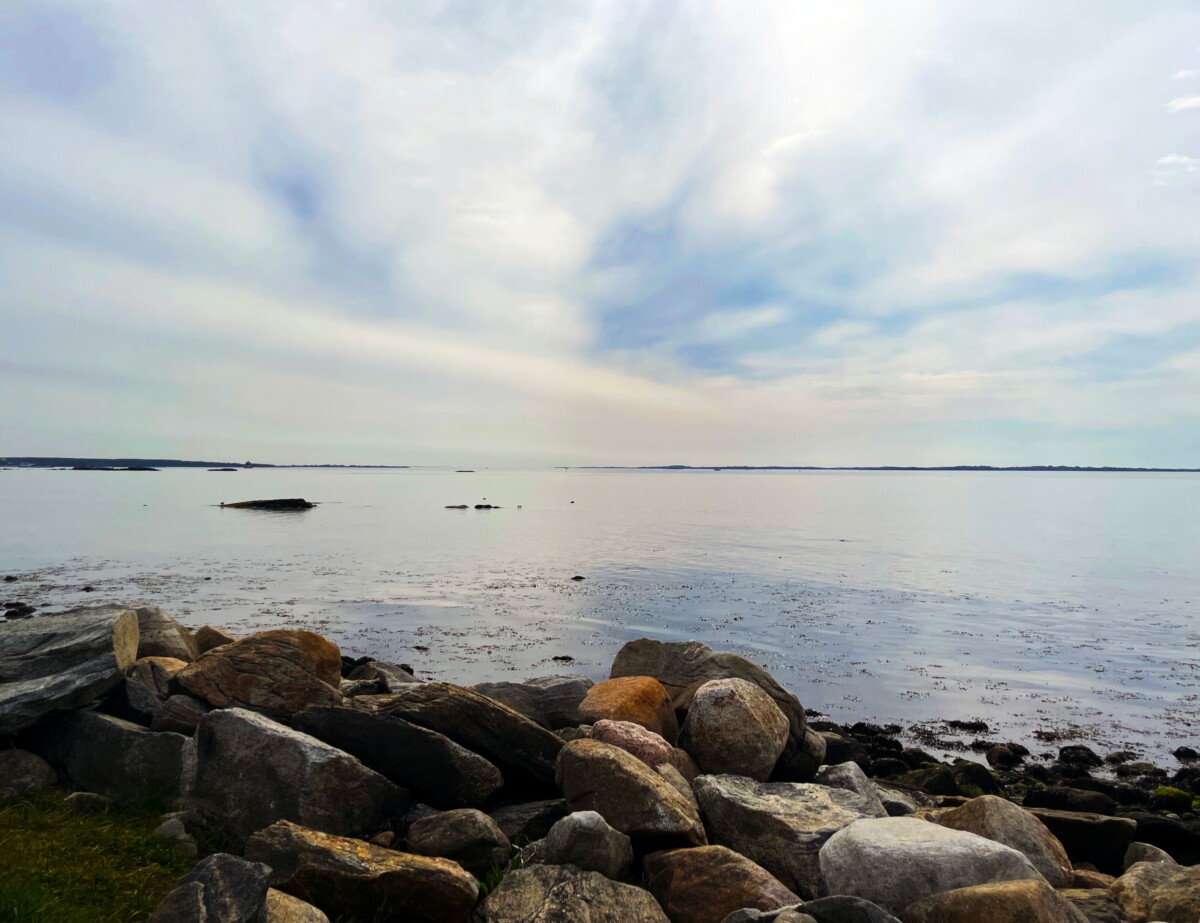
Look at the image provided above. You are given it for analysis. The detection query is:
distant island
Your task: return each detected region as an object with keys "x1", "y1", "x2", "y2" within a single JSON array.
[
  {"x1": 584, "y1": 464, "x2": 1200, "y2": 473},
  {"x1": 0, "y1": 457, "x2": 410, "y2": 469}
]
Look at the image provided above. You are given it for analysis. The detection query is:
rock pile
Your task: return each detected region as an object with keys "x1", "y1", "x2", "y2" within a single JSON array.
[{"x1": 1, "y1": 603, "x2": 1197, "y2": 923}]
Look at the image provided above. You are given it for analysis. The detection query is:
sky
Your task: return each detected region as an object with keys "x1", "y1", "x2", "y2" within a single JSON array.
[{"x1": 2, "y1": 1, "x2": 1199, "y2": 467}]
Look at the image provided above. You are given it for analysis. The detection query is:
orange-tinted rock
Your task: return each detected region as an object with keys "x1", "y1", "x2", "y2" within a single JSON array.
[
  {"x1": 195, "y1": 625, "x2": 237, "y2": 653},
  {"x1": 579, "y1": 677, "x2": 678, "y2": 742},
  {"x1": 177, "y1": 629, "x2": 342, "y2": 716}
]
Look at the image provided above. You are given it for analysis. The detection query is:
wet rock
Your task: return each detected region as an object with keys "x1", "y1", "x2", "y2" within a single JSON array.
[
  {"x1": 818, "y1": 817, "x2": 1042, "y2": 915},
  {"x1": 694, "y1": 774, "x2": 885, "y2": 899},
  {"x1": 898, "y1": 766, "x2": 960, "y2": 797},
  {"x1": 125, "y1": 656, "x2": 188, "y2": 717},
  {"x1": 471, "y1": 675, "x2": 593, "y2": 729},
  {"x1": 1024, "y1": 808, "x2": 1136, "y2": 875},
  {"x1": 178, "y1": 629, "x2": 343, "y2": 717},
  {"x1": 1058, "y1": 745, "x2": 1104, "y2": 768},
  {"x1": 36, "y1": 709, "x2": 186, "y2": 805},
  {"x1": 543, "y1": 810, "x2": 632, "y2": 880},
  {"x1": 220, "y1": 498, "x2": 314, "y2": 510},
  {"x1": 1023, "y1": 786, "x2": 1116, "y2": 815},
  {"x1": 0, "y1": 749, "x2": 56, "y2": 795},
  {"x1": 901, "y1": 879, "x2": 1089, "y2": 923},
  {"x1": 610, "y1": 638, "x2": 822, "y2": 781},
  {"x1": 135, "y1": 605, "x2": 199, "y2": 662},
  {"x1": 814, "y1": 762, "x2": 886, "y2": 817},
  {"x1": 0, "y1": 604, "x2": 139, "y2": 734},
  {"x1": 151, "y1": 694, "x2": 212, "y2": 734},
  {"x1": 556, "y1": 739, "x2": 706, "y2": 848},
  {"x1": 985, "y1": 745, "x2": 1021, "y2": 770},
  {"x1": 355, "y1": 682, "x2": 563, "y2": 782},
  {"x1": 589, "y1": 718, "x2": 675, "y2": 769},
  {"x1": 259, "y1": 889, "x2": 330, "y2": 923},
  {"x1": 947, "y1": 760, "x2": 1000, "y2": 797},
  {"x1": 406, "y1": 808, "x2": 511, "y2": 878},
  {"x1": 474, "y1": 863, "x2": 668, "y2": 922},
  {"x1": 644, "y1": 845, "x2": 800, "y2": 923},
  {"x1": 679, "y1": 678, "x2": 790, "y2": 781},
  {"x1": 195, "y1": 625, "x2": 237, "y2": 654},
  {"x1": 245, "y1": 820, "x2": 478, "y2": 923},
  {"x1": 149, "y1": 853, "x2": 270, "y2": 923},
  {"x1": 1173, "y1": 746, "x2": 1198, "y2": 763},
  {"x1": 486, "y1": 799, "x2": 569, "y2": 843},
  {"x1": 579, "y1": 676, "x2": 679, "y2": 742},
  {"x1": 936, "y1": 795, "x2": 1072, "y2": 887},
  {"x1": 292, "y1": 706, "x2": 503, "y2": 808},
  {"x1": 185, "y1": 708, "x2": 409, "y2": 846}
]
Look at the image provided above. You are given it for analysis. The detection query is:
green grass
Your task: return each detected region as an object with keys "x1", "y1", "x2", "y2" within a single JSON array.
[{"x1": 0, "y1": 790, "x2": 195, "y2": 923}]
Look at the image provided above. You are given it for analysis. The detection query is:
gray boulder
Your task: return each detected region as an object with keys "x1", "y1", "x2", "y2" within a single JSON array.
[
  {"x1": 406, "y1": 808, "x2": 511, "y2": 878},
  {"x1": 814, "y1": 762, "x2": 886, "y2": 817},
  {"x1": 0, "y1": 749, "x2": 56, "y2": 795},
  {"x1": 472, "y1": 675, "x2": 593, "y2": 729},
  {"x1": 292, "y1": 706, "x2": 503, "y2": 808},
  {"x1": 542, "y1": 810, "x2": 633, "y2": 880},
  {"x1": 678, "y1": 678, "x2": 790, "y2": 781},
  {"x1": 134, "y1": 605, "x2": 199, "y2": 662},
  {"x1": 184, "y1": 708, "x2": 409, "y2": 846},
  {"x1": 473, "y1": 863, "x2": 669, "y2": 922},
  {"x1": 0, "y1": 605, "x2": 139, "y2": 734},
  {"x1": 694, "y1": 774, "x2": 886, "y2": 898},
  {"x1": 818, "y1": 816, "x2": 1043, "y2": 914},
  {"x1": 871, "y1": 782, "x2": 934, "y2": 817},
  {"x1": 346, "y1": 659, "x2": 420, "y2": 691},
  {"x1": 149, "y1": 853, "x2": 271, "y2": 923},
  {"x1": 36, "y1": 709, "x2": 186, "y2": 805},
  {"x1": 610, "y1": 638, "x2": 824, "y2": 780},
  {"x1": 125, "y1": 656, "x2": 188, "y2": 717}
]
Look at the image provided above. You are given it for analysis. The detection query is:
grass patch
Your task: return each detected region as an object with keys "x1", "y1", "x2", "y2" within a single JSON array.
[{"x1": 0, "y1": 790, "x2": 194, "y2": 923}]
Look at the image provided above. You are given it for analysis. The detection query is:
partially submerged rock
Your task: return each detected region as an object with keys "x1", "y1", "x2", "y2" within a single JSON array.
[
  {"x1": 0, "y1": 604, "x2": 139, "y2": 734},
  {"x1": 474, "y1": 863, "x2": 669, "y2": 923},
  {"x1": 220, "y1": 498, "x2": 314, "y2": 510},
  {"x1": 245, "y1": 820, "x2": 478, "y2": 923}
]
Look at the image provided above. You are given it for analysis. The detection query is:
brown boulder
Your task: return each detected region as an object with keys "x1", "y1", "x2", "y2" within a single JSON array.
[
  {"x1": 177, "y1": 630, "x2": 342, "y2": 716},
  {"x1": 937, "y1": 795, "x2": 1072, "y2": 887},
  {"x1": 579, "y1": 677, "x2": 679, "y2": 742},
  {"x1": 134, "y1": 606, "x2": 199, "y2": 662},
  {"x1": 556, "y1": 739, "x2": 706, "y2": 848},
  {"x1": 902, "y1": 879, "x2": 1089, "y2": 922},
  {"x1": 1111, "y1": 861, "x2": 1200, "y2": 923},
  {"x1": 643, "y1": 845, "x2": 800, "y2": 923},
  {"x1": 195, "y1": 625, "x2": 237, "y2": 653},
  {"x1": 245, "y1": 821, "x2": 478, "y2": 923},
  {"x1": 677, "y1": 678, "x2": 789, "y2": 781}
]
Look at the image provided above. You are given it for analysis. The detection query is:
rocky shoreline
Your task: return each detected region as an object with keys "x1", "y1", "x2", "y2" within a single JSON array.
[{"x1": 1, "y1": 603, "x2": 1198, "y2": 922}]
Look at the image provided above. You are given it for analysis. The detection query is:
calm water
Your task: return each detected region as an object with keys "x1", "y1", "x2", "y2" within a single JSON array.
[{"x1": 2, "y1": 467, "x2": 1198, "y2": 758}]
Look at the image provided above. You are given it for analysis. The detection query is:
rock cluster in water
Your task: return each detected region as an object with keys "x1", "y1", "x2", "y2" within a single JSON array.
[{"x1": 1, "y1": 603, "x2": 1199, "y2": 922}]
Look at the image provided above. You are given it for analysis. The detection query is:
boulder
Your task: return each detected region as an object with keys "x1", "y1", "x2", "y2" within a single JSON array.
[
  {"x1": 1023, "y1": 786, "x2": 1115, "y2": 815},
  {"x1": 487, "y1": 799, "x2": 569, "y2": 843},
  {"x1": 135, "y1": 605, "x2": 199, "y2": 662},
  {"x1": 543, "y1": 810, "x2": 633, "y2": 880},
  {"x1": 589, "y1": 718, "x2": 675, "y2": 769},
  {"x1": 1072, "y1": 869, "x2": 1115, "y2": 888},
  {"x1": 347, "y1": 660, "x2": 419, "y2": 691},
  {"x1": 694, "y1": 774, "x2": 885, "y2": 898},
  {"x1": 292, "y1": 706, "x2": 503, "y2": 808},
  {"x1": 1123, "y1": 841, "x2": 1175, "y2": 870},
  {"x1": 151, "y1": 694, "x2": 212, "y2": 734},
  {"x1": 872, "y1": 782, "x2": 934, "y2": 817},
  {"x1": 36, "y1": 709, "x2": 186, "y2": 805},
  {"x1": 1058, "y1": 889, "x2": 1125, "y2": 923},
  {"x1": 471, "y1": 675, "x2": 594, "y2": 729},
  {"x1": 901, "y1": 879, "x2": 1089, "y2": 923},
  {"x1": 0, "y1": 749, "x2": 56, "y2": 795},
  {"x1": 149, "y1": 853, "x2": 271, "y2": 923},
  {"x1": 195, "y1": 625, "x2": 237, "y2": 653},
  {"x1": 719, "y1": 908, "x2": 817, "y2": 923},
  {"x1": 678, "y1": 678, "x2": 789, "y2": 781},
  {"x1": 1111, "y1": 861, "x2": 1200, "y2": 923},
  {"x1": 936, "y1": 796, "x2": 1072, "y2": 887},
  {"x1": 177, "y1": 629, "x2": 343, "y2": 716},
  {"x1": 1025, "y1": 808, "x2": 1136, "y2": 874},
  {"x1": 259, "y1": 889, "x2": 330, "y2": 923},
  {"x1": 611, "y1": 639, "x2": 823, "y2": 781},
  {"x1": 245, "y1": 820, "x2": 478, "y2": 923},
  {"x1": 818, "y1": 817, "x2": 1043, "y2": 915},
  {"x1": 556, "y1": 739, "x2": 706, "y2": 848},
  {"x1": 125, "y1": 656, "x2": 188, "y2": 717},
  {"x1": 644, "y1": 845, "x2": 800, "y2": 923},
  {"x1": 473, "y1": 863, "x2": 669, "y2": 922},
  {"x1": 0, "y1": 605, "x2": 139, "y2": 734},
  {"x1": 820, "y1": 733, "x2": 871, "y2": 772},
  {"x1": 184, "y1": 708, "x2": 408, "y2": 846},
  {"x1": 658, "y1": 764, "x2": 701, "y2": 813},
  {"x1": 813, "y1": 763, "x2": 886, "y2": 817},
  {"x1": 355, "y1": 683, "x2": 562, "y2": 782},
  {"x1": 799, "y1": 896, "x2": 902, "y2": 923},
  {"x1": 579, "y1": 677, "x2": 679, "y2": 741},
  {"x1": 405, "y1": 808, "x2": 511, "y2": 878}
]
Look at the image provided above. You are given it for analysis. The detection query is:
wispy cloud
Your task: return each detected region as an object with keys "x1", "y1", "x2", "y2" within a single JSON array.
[{"x1": 1167, "y1": 96, "x2": 1200, "y2": 113}]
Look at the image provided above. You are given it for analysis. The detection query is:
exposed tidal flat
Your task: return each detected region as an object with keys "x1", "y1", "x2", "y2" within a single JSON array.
[{"x1": 2, "y1": 466, "x2": 1198, "y2": 760}]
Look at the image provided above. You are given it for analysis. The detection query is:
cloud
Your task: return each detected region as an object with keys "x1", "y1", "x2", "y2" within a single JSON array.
[
  {"x1": 1167, "y1": 96, "x2": 1200, "y2": 113},
  {"x1": 1173, "y1": 69, "x2": 1198, "y2": 79}
]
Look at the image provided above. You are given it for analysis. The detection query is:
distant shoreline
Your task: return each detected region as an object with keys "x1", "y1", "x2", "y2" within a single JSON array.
[{"x1": 0, "y1": 457, "x2": 410, "y2": 469}]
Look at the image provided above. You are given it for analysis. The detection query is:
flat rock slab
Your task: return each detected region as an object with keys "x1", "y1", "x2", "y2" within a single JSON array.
[
  {"x1": 185, "y1": 708, "x2": 409, "y2": 846},
  {"x1": 694, "y1": 774, "x2": 886, "y2": 899},
  {"x1": 0, "y1": 605, "x2": 139, "y2": 734},
  {"x1": 473, "y1": 864, "x2": 669, "y2": 923},
  {"x1": 246, "y1": 820, "x2": 478, "y2": 923},
  {"x1": 293, "y1": 706, "x2": 503, "y2": 808},
  {"x1": 818, "y1": 817, "x2": 1042, "y2": 915}
]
